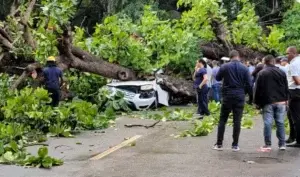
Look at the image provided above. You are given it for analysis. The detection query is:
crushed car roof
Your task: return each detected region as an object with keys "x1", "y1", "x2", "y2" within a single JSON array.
[{"x1": 107, "y1": 81, "x2": 155, "y2": 87}]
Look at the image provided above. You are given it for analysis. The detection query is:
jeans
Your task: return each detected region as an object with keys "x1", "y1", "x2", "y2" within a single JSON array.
[
  {"x1": 263, "y1": 104, "x2": 286, "y2": 146},
  {"x1": 197, "y1": 87, "x2": 210, "y2": 115},
  {"x1": 217, "y1": 96, "x2": 245, "y2": 146},
  {"x1": 47, "y1": 88, "x2": 61, "y2": 107},
  {"x1": 212, "y1": 84, "x2": 221, "y2": 102}
]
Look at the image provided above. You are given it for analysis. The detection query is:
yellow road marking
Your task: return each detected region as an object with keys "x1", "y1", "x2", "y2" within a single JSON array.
[{"x1": 89, "y1": 135, "x2": 142, "y2": 160}]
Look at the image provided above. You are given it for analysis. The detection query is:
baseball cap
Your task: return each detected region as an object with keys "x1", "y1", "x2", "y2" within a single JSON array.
[
  {"x1": 221, "y1": 57, "x2": 230, "y2": 61},
  {"x1": 280, "y1": 57, "x2": 288, "y2": 62},
  {"x1": 47, "y1": 56, "x2": 56, "y2": 61}
]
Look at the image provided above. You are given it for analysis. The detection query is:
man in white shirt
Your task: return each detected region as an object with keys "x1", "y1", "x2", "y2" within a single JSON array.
[
  {"x1": 203, "y1": 58, "x2": 213, "y2": 100},
  {"x1": 286, "y1": 46, "x2": 300, "y2": 147}
]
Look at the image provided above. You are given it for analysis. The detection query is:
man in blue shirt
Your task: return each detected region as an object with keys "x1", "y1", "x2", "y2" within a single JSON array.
[
  {"x1": 194, "y1": 59, "x2": 210, "y2": 117},
  {"x1": 43, "y1": 56, "x2": 64, "y2": 107},
  {"x1": 213, "y1": 50, "x2": 252, "y2": 151}
]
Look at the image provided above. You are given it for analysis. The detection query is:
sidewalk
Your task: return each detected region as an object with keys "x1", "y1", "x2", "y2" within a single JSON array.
[{"x1": 1, "y1": 116, "x2": 300, "y2": 177}]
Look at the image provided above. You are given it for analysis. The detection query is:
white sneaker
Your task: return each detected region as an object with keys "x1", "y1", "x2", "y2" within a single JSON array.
[
  {"x1": 213, "y1": 144, "x2": 223, "y2": 151},
  {"x1": 279, "y1": 146, "x2": 286, "y2": 151}
]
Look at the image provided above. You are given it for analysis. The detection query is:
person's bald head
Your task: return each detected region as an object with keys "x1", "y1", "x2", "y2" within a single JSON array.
[{"x1": 286, "y1": 46, "x2": 298, "y2": 61}]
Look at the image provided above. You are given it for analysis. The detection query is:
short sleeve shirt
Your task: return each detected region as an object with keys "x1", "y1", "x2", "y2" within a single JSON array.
[
  {"x1": 194, "y1": 68, "x2": 207, "y2": 89},
  {"x1": 287, "y1": 56, "x2": 300, "y2": 89},
  {"x1": 43, "y1": 67, "x2": 63, "y2": 89},
  {"x1": 212, "y1": 66, "x2": 221, "y2": 85}
]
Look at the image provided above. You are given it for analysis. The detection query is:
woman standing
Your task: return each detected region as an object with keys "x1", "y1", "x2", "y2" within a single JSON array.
[{"x1": 194, "y1": 59, "x2": 210, "y2": 117}]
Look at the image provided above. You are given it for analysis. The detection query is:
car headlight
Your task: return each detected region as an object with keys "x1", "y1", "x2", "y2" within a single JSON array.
[{"x1": 141, "y1": 84, "x2": 153, "y2": 91}]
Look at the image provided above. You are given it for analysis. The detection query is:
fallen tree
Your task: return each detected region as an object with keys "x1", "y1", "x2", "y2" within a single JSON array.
[{"x1": 0, "y1": 0, "x2": 286, "y2": 102}]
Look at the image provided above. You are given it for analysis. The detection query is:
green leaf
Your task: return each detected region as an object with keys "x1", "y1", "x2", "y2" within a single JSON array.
[
  {"x1": 9, "y1": 141, "x2": 19, "y2": 152},
  {"x1": 42, "y1": 156, "x2": 53, "y2": 168},
  {"x1": 38, "y1": 147, "x2": 48, "y2": 158},
  {"x1": 0, "y1": 141, "x2": 4, "y2": 155},
  {"x1": 3, "y1": 151, "x2": 15, "y2": 162}
]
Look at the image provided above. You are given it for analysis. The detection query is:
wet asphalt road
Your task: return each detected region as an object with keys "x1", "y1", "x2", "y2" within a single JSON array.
[{"x1": 1, "y1": 116, "x2": 300, "y2": 177}]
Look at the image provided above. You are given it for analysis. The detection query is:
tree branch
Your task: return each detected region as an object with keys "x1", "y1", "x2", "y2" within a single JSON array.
[
  {"x1": 0, "y1": 34, "x2": 13, "y2": 50},
  {"x1": 0, "y1": 28, "x2": 13, "y2": 43},
  {"x1": 11, "y1": 63, "x2": 42, "y2": 90},
  {"x1": 23, "y1": 25, "x2": 36, "y2": 49},
  {"x1": 22, "y1": 0, "x2": 37, "y2": 25},
  {"x1": 9, "y1": 0, "x2": 21, "y2": 16}
]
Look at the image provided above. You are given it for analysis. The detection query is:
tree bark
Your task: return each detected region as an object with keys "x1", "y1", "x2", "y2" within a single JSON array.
[{"x1": 56, "y1": 27, "x2": 137, "y2": 81}]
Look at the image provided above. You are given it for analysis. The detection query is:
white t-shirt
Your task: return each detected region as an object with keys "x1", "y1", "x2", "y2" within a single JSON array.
[
  {"x1": 206, "y1": 65, "x2": 212, "y2": 88},
  {"x1": 287, "y1": 56, "x2": 300, "y2": 89}
]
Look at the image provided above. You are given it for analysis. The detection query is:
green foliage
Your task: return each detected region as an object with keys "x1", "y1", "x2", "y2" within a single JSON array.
[
  {"x1": 146, "y1": 108, "x2": 194, "y2": 121},
  {"x1": 21, "y1": 147, "x2": 63, "y2": 168},
  {"x1": 0, "y1": 123, "x2": 26, "y2": 144},
  {"x1": 179, "y1": 102, "x2": 257, "y2": 138},
  {"x1": 0, "y1": 75, "x2": 130, "y2": 168},
  {"x1": 280, "y1": 2, "x2": 300, "y2": 50},
  {"x1": 0, "y1": 123, "x2": 62, "y2": 168},
  {"x1": 231, "y1": 0, "x2": 264, "y2": 49},
  {"x1": 66, "y1": 70, "x2": 107, "y2": 101},
  {"x1": 74, "y1": 6, "x2": 201, "y2": 74},
  {"x1": 2, "y1": 88, "x2": 52, "y2": 129},
  {"x1": 96, "y1": 88, "x2": 131, "y2": 112},
  {"x1": 177, "y1": 0, "x2": 223, "y2": 40},
  {"x1": 265, "y1": 26, "x2": 286, "y2": 53},
  {"x1": 181, "y1": 118, "x2": 215, "y2": 137},
  {"x1": 0, "y1": 141, "x2": 27, "y2": 165},
  {"x1": 40, "y1": 0, "x2": 77, "y2": 25}
]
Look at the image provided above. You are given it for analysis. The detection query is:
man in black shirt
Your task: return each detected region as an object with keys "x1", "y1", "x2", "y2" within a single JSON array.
[
  {"x1": 213, "y1": 50, "x2": 252, "y2": 151},
  {"x1": 254, "y1": 55, "x2": 288, "y2": 151}
]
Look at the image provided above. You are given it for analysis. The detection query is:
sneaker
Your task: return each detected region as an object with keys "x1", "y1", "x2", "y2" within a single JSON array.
[
  {"x1": 213, "y1": 144, "x2": 223, "y2": 151},
  {"x1": 286, "y1": 138, "x2": 296, "y2": 144},
  {"x1": 232, "y1": 146, "x2": 240, "y2": 152},
  {"x1": 260, "y1": 145, "x2": 272, "y2": 151},
  {"x1": 279, "y1": 146, "x2": 286, "y2": 151},
  {"x1": 287, "y1": 143, "x2": 300, "y2": 148}
]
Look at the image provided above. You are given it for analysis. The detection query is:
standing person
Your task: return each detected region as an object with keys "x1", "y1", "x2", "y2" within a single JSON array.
[
  {"x1": 211, "y1": 60, "x2": 221, "y2": 102},
  {"x1": 247, "y1": 61, "x2": 255, "y2": 104},
  {"x1": 43, "y1": 56, "x2": 64, "y2": 107},
  {"x1": 254, "y1": 55, "x2": 288, "y2": 151},
  {"x1": 280, "y1": 57, "x2": 289, "y2": 75},
  {"x1": 193, "y1": 59, "x2": 210, "y2": 117},
  {"x1": 252, "y1": 58, "x2": 264, "y2": 83},
  {"x1": 213, "y1": 50, "x2": 252, "y2": 151},
  {"x1": 204, "y1": 58, "x2": 213, "y2": 101},
  {"x1": 286, "y1": 47, "x2": 300, "y2": 147}
]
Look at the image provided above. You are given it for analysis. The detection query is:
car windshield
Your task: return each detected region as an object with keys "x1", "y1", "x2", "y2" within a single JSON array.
[{"x1": 115, "y1": 85, "x2": 140, "y2": 93}]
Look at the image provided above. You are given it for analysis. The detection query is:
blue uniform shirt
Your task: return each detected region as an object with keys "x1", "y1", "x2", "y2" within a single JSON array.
[
  {"x1": 216, "y1": 60, "x2": 252, "y2": 98},
  {"x1": 194, "y1": 68, "x2": 208, "y2": 89},
  {"x1": 43, "y1": 66, "x2": 63, "y2": 90}
]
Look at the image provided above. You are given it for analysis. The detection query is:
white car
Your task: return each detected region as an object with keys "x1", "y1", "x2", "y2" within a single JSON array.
[{"x1": 106, "y1": 80, "x2": 169, "y2": 110}]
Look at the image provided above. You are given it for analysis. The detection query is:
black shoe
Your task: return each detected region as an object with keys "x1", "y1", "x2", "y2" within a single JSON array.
[
  {"x1": 287, "y1": 143, "x2": 300, "y2": 148},
  {"x1": 286, "y1": 138, "x2": 296, "y2": 144}
]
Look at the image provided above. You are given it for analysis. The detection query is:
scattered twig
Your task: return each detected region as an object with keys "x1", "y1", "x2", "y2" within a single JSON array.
[
  {"x1": 54, "y1": 145, "x2": 72, "y2": 149},
  {"x1": 124, "y1": 120, "x2": 161, "y2": 129}
]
